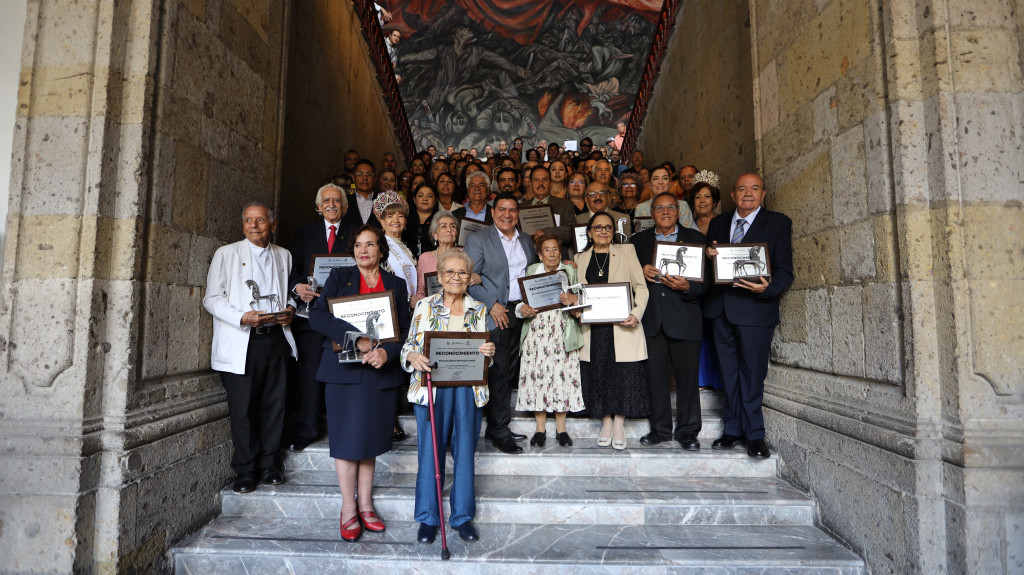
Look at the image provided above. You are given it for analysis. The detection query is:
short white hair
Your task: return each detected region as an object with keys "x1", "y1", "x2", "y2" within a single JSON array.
[{"x1": 315, "y1": 183, "x2": 348, "y2": 208}]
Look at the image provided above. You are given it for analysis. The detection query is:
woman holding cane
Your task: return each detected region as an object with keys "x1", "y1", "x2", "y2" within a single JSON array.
[{"x1": 401, "y1": 250, "x2": 495, "y2": 545}]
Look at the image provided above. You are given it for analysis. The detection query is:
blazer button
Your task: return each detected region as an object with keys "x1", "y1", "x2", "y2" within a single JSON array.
[{"x1": 661, "y1": 293, "x2": 665, "y2": 297}]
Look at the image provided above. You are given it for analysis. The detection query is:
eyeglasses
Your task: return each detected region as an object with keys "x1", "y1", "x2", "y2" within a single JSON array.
[
  {"x1": 652, "y1": 204, "x2": 678, "y2": 212},
  {"x1": 586, "y1": 191, "x2": 609, "y2": 198},
  {"x1": 442, "y1": 270, "x2": 469, "y2": 278},
  {"x1": 621, "y1": 183, "x2": 638, "y2": 188},
  {"x1": 354, "y1": 171, "x2": 375, "y2": 177},
  {"x1": 590, "y1": 225, "x2": 613, "y2": 232}
]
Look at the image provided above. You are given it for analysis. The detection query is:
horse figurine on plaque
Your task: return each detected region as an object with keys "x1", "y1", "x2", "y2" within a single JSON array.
[
  {"x1": 245, "y1": 279, "x2": 283, "y2": 334},
  {"x1": 732, "y1": 246, "x2": 767, "y2": 278},
  {"x1": 615, "y1": 217, "x2": 630, "y2": 244},
  {"x1": 659, "y1": 246, "x2": 689, "y2": 276},
  {"x1": 295, "y1": 276, "x2": 319, "y2": 319},
  {"x1": 337, "y1": 310, "x2": 383, "y2": 363}
]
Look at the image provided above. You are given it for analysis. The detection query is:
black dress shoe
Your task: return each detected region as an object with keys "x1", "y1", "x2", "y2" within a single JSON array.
[
  {"x1": 556, "y1": 431, "x2": 573, "y2": 447},
  {"x1": 492, "y1": 437, "x2": 524, "y2": 454},
  {"x1": 712, "y1": 434, "x2": 744, "y2": 450},
  {"x1": 677, "y1": 435, "x2": 700, "y2": 451},
  {"x1": 417, "y1": 522, "x2": 437, "y2": 544},
  {"x1": 747, "y1": 438, "x2": 771, "y2": 459},
  {"x1": 232, "y1": 473, "x2": 258, "y2": 493},
  {"x1": 639, "y1": 433, "x2": 665, "y2": 446},
  {"x1": 288, "y1": 437, "x2": 315, "y2": 452},
  {"x1": 530, "y1": 432, "x2": 546, "y2": 447},
  {"x1": 510, "y1": 432, "x2": 527, "y2": 441},
  {"x1": 456, "y1": 521, "x2": 479, "y2": 542},
  {"x1": 260, "y1": 468, "x2": 285, "y2": 485}
]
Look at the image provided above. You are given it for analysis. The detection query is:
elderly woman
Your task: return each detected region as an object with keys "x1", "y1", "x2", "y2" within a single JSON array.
[
  {"x1": 308, "y1": 225, "x2": 412, "y2": 542},
  {"x1": 402, "y1": 183, "x2": 439, "y2": 259},
  {"x1": 635, "y1": 165, "x2": 696, "y2": 229},
  {"x1": 415, "y1": 210, "x2": 459, "y2": 302},
  {"x1": 615, "y1": 170, "x2": 642, "y2": 227},
  {"x1": 567, "y1": 171, "x2": 589, "y2": 215},
  {"x1": 515, "y1": 234, "x2": 584, "y2": 447},
  {"x1": 401, "y1": 250, "x2": 496, "y2": 544},
  {"x1": 375, "y1": 190, "x2": 418, "y2": 301},
  {"x1": 573, "y1": 212, "x2": 649, "y2": 450}
]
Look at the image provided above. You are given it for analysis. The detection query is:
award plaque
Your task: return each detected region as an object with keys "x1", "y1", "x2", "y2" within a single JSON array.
[
  {"x1": 572, "y1": 224, "x2": 589, "y2": 253},
  {"x1": 456, "y1": 217, "x2": 489, "y2": 247},
  {"x1": 652, "y1": 241, "x2": 705, "y2": 281},
  {"x1": 309, "y1": 254, "x2": 356, "y2": 286},
  {"x1": 633, "y1": 217, "x2": 655, "y2": 234},
  {"x1": 423, "y1": 271, "x2": 443, "y2": 296},
  {"x1": 517, "y1": 269, "x2": 570, "y2": 312},
  {"x1": 517, "y1": 204, "x2": 556, "y2": 235},
  {"x1": 424, "y1": 331, "x2": 491, "y2": 387},
  {"x1": 579, "y1": 282, "x2": 634, "y2": 324},
  {"x1": 327, "y1": 291, "x2": 400, "y2": 352},
  {"x1": 712, "y1": 242, "x2": 771, "y2": 284}
]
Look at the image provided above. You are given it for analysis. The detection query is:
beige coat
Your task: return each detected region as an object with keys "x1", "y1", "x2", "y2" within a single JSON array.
[{"x1": 574, "y1": 244, "x2": 649, "y2": 362}]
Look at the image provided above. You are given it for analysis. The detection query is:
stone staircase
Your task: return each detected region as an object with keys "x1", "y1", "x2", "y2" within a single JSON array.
[{"x1": 172, "y1": 391, "x2": 865, "y2": 573}]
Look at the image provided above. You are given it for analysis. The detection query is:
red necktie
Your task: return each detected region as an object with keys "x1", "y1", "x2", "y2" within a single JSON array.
[{"x1": 327, "y1": 225, "x2": 337, "y2": 252}]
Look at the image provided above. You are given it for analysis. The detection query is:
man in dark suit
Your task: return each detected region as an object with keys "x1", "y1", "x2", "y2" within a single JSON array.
[
  {"x1": 520, "y1": 165, "x2": 576, "y2": 256},
  {"x1": 341, "y1": 159, "x2": 382, "y2": 230},
  {"x1": 452, "y1": 171, "x2": 493, "y2": 224},
  {"x1": 632, "y1": 192, "x2": 707, "y2": 450},
  {"x1": 465, "y1": 192, "x2": 538, "y2": 454},
  {"x1": 285, "y1": 183, "x2": 353, "y2": 452},
  {"x1": 703, "y1": 173, "x2": 793, "y2": 459}
]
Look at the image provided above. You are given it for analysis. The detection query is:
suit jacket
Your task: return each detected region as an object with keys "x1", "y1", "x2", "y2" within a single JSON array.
[
  {"x1": 576, "y1": 208, "x2": 633, "y2": 237},
  {"x1": 203, "y1": 239, "x2": 298, "y2": 374},
  {"x1": 341, "y1": 191, "x2": 382, "y2": 230},
  {"x1": 452, "y1": 204, "x2": 493, "y2": 225},
  {"x1": 702, "y1": 208, "x2": 794, "y2": 327},
  {"x1": 574, "y1": 244, "x2": 649, "y2": 362},
  {"x1": 287, "y1": 219, "x2": 353, "y2": 294},
  {"x1": 465, "y1": 225, "x2": 539, "y2": 330},
  {"x1": 307, "y1": 266, "x2": 411, "y2": 389},
  {"x1": 631, "y1": 225, "x2": 706, "y2": 341}
]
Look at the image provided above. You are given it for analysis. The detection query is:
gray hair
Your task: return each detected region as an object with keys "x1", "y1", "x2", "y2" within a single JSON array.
[
  {"x1": 437, "y1": 249, "x2": 474, "y2": 275},
  {"x1": 465, "y1": 170, "x2": 491, "y2": 189},
  {"x1": 315, "y1": 183, "x2": 348, "y2": 208},
  {"x1": 242, "y1": 201, "x2": 276, "y2": 223},
  {"x1": 429, "y1": 210, "x2": 457, "y2": 238}
]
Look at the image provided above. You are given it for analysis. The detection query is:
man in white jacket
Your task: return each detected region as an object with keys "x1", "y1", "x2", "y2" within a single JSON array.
[{"x1": 204, "y1": 202, "x2": 298, "y2": 493}]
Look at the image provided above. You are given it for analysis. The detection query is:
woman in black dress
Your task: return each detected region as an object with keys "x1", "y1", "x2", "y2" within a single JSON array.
[{"x1": 308, "y1": 225, "x2": 412, "y2": 542}]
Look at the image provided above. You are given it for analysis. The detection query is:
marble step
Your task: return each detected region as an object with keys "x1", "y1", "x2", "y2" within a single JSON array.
[
  {"x1": 398, "y1": 409, "x2": 725, "y2": 439},
  {"x1": 222, "y1": 473, "x2": 816, "y2": 526},
  {"x1": 173, "y1": 517, "x2": 865, "y2": 574},
  {"x1": 284, "y1": 436, "x2": 777, "y2": 478}
]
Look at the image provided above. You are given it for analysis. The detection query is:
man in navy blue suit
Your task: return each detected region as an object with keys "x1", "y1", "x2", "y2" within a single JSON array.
[
  {"x1": 285, "y1": 183, "x2": 353, "y2": 451},
  {"x1": 703, "y1": 173, "x2": 793, "y2": 459}
]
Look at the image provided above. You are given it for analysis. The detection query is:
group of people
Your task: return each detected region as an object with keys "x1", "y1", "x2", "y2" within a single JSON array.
[{"x1": 202, "y1": 144, "x2": 793, "y2": 547}]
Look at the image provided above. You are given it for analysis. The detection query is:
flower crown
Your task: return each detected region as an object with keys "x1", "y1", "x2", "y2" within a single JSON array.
[{"x1": 692, "y1": 169, "x2": 719, "y2": 189}]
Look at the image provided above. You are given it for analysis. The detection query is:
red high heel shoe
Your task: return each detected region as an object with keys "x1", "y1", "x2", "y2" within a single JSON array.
[
  {"x1": 359, "y1": 510, "x2": 386, "y2": 533},
  {"x1": 340, "y1": 513, "x2": 362, "y2": 542}
]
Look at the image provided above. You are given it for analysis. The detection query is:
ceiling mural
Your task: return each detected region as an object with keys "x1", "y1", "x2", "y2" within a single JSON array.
[{"x1": 387, "y1": 0, "x2": 662, "y2": 153}]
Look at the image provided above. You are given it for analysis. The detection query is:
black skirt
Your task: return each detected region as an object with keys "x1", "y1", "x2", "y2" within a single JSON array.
[{"x1": 580, "y1": 324, "x2": 650, "y2": 419}]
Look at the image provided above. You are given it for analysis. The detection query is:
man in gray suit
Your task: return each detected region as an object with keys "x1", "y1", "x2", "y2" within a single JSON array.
[
  {"x1": 465, "y1": 192, "x2": 539, "y2": 454},
  {"x1": 520, "y1": 165, "x2": 576, "y2": 256}
]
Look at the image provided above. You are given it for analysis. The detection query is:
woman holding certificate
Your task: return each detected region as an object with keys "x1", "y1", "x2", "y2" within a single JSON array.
[
  {"x1": 308, "y1": 225, "x2": 412, "y2": 542},
  {"x1": 574, "y1": 213, "x2": 650, "y2": 450},
  {"x1": 401, "y1": 250, "x2": 496, "y2": 545},
  {"x1": 515, "y1": 234, "x2": 584, "y2": 447}
]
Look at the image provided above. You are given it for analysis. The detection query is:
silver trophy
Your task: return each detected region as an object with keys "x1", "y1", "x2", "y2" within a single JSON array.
[
  {"x1": 337, "y1": 311, "x2": 383, "y2": 363},
  {"x1": 560, "y1": 282, "x2": 592, "y2": 312},
  {"x1": 245, "y1": 280, "x2": 283, "y2": 334},
  {"x1": 295, "y1": 276, "x2": 319, "y2": 319},
  {"x1": 615, "y1": 217, "x2": 629, "y2": 244}
]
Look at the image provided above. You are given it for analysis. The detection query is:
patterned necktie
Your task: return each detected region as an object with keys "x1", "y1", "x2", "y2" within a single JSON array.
[
  {"x1": 731, "y1": 219, "x2": 746, "y2": 243},
  {"x1": 327, "y1": 225, "x2": 337, "y2": 252}
]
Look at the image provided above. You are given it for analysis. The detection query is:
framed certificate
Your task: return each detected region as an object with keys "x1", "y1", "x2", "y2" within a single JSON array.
[
  {"x1": 424, "y1": 331, "x2": 491, "y2": 387},
  {"x1": 572, "y1": 224, "x2": 589, "y2": 253},
  {"x1": 423, "y1": 271, "x2": 443, "y2": 296},
  {"x1": 517, "y1": 269, "x2": 570, "y2": 312},
  {"x1": 579, "y1": 282, "x2": 633, "y2": 324},
  {"x1": 712, "y1": 243, "x2": 772, "y2": 284},
  {"x1": 633, "y1": 217, "x2": 655, "y2": 234},
  {"x1": 518, "y1": 204, "x2": 556, "y2": 235},
  {"x1": 456, "y1": 217, "x2": 489, "y2": 247},
  {"x1": 309, "y1": 254, "x2": 356, "y2": 286},
  {"x1": 652, "y1": 241, "x2": 705, "y2": 281},
  {"x1": 327, "y1": 290, "x2": 400, "y2": 351}
]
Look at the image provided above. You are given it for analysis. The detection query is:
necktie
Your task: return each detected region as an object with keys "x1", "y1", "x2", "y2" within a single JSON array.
[
  {"x1": 731, "y1": 219, "x2": 746, "y2": 243},
  {"x1": 327, "y1": 225, "x2": 337, "y2": 252}
]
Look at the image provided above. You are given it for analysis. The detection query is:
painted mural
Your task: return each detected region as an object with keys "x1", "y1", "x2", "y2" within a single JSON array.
[{"x1": 384, "y1": 0, "x2": 662, "y2": 153}]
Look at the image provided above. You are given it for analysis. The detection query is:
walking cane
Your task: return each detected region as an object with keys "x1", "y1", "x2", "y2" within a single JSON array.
[{"x1": 424, "y1": 362, "x2": 451, "y2": 560}]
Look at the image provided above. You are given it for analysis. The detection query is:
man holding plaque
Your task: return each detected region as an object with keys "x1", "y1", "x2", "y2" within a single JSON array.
[
  {"x1": 204, "y1": 203, "x2": 298, "y2": 493},
  {"x1": 285, "y1": 183, "x2": 352, "y2": 452},
  {"x1": 631, "y1": 192, "x2": 707, "y2": 450},
  {"x1": 465, "y1": 192, "x2": 538, "y2": 454},
  {"x1": 703, "y1": 173, "x2": 793, "y2": 460},
  {"x1": 520, "y1": 165, "x2": 576, "y2": 255}
]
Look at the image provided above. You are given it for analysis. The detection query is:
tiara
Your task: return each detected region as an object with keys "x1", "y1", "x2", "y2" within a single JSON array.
[{"x1": 692, "y1": 169, "x2": 719, "y2": 189}]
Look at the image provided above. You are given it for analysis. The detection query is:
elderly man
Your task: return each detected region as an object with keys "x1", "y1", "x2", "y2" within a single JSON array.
[
  {"x1": 286, "y1": 184, "x2": 351, "y2": 452},
  {"x1": 204, "y1": 203, "x2": 298, "y2": 493},
  {"x1": 576, "y1": 181, "x2": 631, "y2": 237},
  {"x1": 341, "y1": 159, "x2": 382, "y2": 229},
  {"x1": 465, "y1": 193, "x2": 538, "y2": 454},
  {"x1": 631, "y1": 192, "x2": 707, "y2": 450},
  {"x1": 704, "y1": 173, "x2": 794, "y2": 459},
  {"x1": 520, "y1": 165, "x2": 575, "y2": 252},
  {"x1": 453, "y1": 171, "x2": 493, "y2": 224}
]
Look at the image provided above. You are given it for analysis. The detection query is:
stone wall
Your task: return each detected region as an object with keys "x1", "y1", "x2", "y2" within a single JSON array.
[
  {"x1": 746, "y1": 1, "x2": 1023, "y2": 574},
  {"x1": 278, "y1": 0, "x2": 406, "y2": 246},
  {"x1": 635, "y1": 0, "x2": 757, "y2": 204},
  {"x1": 0, "y1": 0, "x2": 289, "y2": 573}
]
